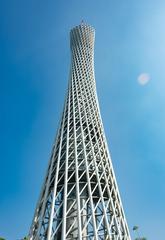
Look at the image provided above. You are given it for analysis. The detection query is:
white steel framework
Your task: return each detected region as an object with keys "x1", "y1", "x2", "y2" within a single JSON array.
[{"x1": 29, "y1": 23, "x2": 131, "y2": 240}]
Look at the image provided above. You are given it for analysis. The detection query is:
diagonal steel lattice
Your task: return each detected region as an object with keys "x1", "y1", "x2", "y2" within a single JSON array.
[{"x1": 29, "y1": 23, "x2": 131, "y2": 240}]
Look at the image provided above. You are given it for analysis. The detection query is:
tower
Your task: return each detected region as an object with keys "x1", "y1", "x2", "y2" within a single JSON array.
[{"x1": 29, "y1": 23, "x2": 131, "y2": 240}]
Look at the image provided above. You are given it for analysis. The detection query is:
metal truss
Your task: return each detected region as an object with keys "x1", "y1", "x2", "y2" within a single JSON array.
[{"x1": 29, "y1": 23, "x2": 131, "y2": 240}]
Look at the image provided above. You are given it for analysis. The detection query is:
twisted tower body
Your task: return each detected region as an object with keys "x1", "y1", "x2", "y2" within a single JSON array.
[{"x1": 29, "y1": 23, "x2": 131, "y2": 240}]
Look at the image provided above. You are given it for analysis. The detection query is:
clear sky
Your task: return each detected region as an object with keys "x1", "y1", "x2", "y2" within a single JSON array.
[{"x1": 0, "y1": 0, "x2": 165, "y2": 239}]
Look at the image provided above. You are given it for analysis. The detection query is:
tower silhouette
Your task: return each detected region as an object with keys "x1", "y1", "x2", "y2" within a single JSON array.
[{"x1": 29, "y1": 23, "x2": 131, "y2": 240}]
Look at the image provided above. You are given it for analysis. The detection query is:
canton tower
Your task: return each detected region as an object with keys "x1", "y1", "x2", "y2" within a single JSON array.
[{"x1": 29, "y1": 22, "x2": 131, "y2": 240}]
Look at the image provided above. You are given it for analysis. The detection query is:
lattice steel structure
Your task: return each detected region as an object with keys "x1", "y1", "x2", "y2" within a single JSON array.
[{"x1": 29, "y1": 23, "x2": 131, "y2": 240}]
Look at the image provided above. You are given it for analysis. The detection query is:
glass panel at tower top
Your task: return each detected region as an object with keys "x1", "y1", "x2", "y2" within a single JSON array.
[{"x1": 29, "y1": 23, "x2": 131, "y2": 240}]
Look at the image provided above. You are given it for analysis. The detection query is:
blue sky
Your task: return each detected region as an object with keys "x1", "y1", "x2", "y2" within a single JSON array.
[{"x1": 0, "y1": 0, "x2": 165, "y2": 239}]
